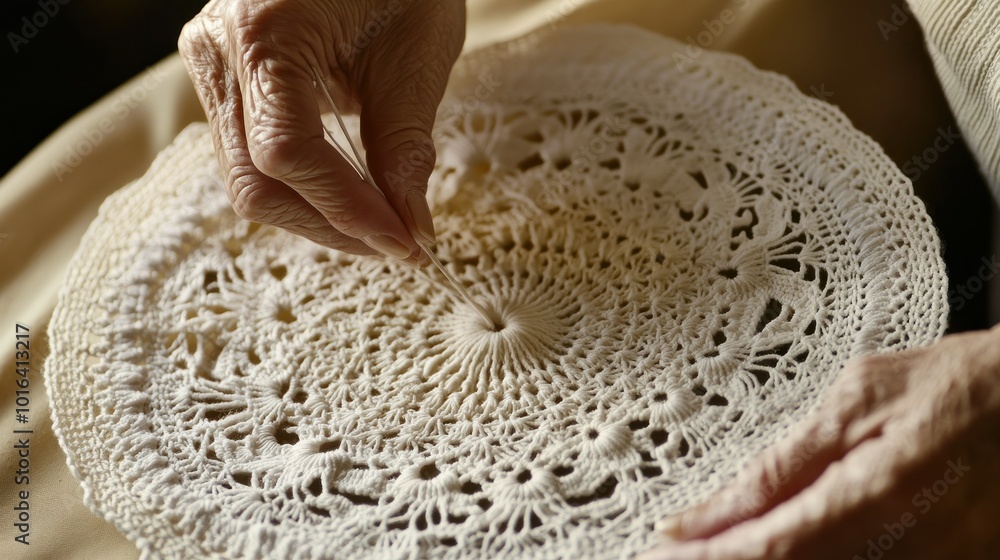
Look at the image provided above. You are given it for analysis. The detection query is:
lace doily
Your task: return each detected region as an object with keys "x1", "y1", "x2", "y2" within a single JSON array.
[{"x1": 46, "y1": 25, "x2": 947, "y2": 559}]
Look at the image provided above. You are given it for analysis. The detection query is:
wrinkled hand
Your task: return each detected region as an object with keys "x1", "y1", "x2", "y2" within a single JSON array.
[
  {"x1": 179, "y1": 0, "x2": 465, "y2": 261},
  {"x1": 641, "y1": 326, "x2": 1000, "y2": 560}
]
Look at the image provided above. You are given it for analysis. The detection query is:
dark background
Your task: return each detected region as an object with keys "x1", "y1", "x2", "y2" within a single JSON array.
[
  {"x1": 2, "y1": 0, "x2": 205, "y2": 175},
  {"x1": 2, "y1": 0, "x2": 995, "y2": 332}
]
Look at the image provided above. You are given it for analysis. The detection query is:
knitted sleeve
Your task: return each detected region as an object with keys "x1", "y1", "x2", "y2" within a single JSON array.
[{"x1": 908, "y1": 0, "x2": 1000, "y2": 198}]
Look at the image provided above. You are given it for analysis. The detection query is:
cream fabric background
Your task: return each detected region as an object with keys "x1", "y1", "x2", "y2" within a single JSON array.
[{"x1": 0, "y1": 1, "x2": 986, "y2": 558}]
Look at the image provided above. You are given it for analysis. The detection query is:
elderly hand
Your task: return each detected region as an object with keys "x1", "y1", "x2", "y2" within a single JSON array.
[
  {"x1": 178, "y1": 0, "x2": 465, "y2": 262},
  {"x1": 641, "y1": 325, "x2": 1000, "y2": 560}
]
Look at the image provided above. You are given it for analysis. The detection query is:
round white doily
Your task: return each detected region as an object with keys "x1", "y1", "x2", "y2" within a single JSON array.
[{"x1": 46, "y1": 24, "x2": 947, "y2": 560}]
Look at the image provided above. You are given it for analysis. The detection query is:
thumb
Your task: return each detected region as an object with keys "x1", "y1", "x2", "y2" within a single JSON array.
[
  {"x1": 358, "y1": 20, "x2": 462, "y2": 247},
  {"x1": 362, "y1": 106, "x2": 440, "y2": 247}
]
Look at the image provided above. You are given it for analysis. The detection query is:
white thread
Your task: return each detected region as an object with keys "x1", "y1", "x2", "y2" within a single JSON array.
[
  {"x1": 418, "y1": 240, "x2": 502, "y2": 329},
  {"x1": 312, "y1": 66, "x2": 375, "y2": 185},
  {"x1": 312, "y1": 66, "x2": 494, "y2": 321}
]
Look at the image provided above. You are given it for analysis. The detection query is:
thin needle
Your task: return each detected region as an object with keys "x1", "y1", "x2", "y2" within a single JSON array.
[
  {"x1": 311, "y1": 66, "x2": 497, "y2": 327},
  {"x1": 321, "y1": 125, "x2": 365, "y2": 177},
  {"x1": 417, "y1": 241, "x2": 500, "y2": 329},
  {"x1": 311, "y1": 66, "x2": 376, "y2": 185}
]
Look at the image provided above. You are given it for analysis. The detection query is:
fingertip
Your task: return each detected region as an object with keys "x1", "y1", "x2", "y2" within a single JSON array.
[
  {"x1": 298, "y1": 167, "x2": 420, "y2": 258},
  {"x1": 657, "y1": 505, "x2": 716, "y2": 542},
  {"x1": 362, "y1": 233, "x2": 414, "y2": 260},
  {"x1": 415, "y1": 248, "x2": 432, "y2": 268},
  {"x1": 397, "y1": 249, "x2": 431, "y2": 270},
  {"x1": 662, "y1": 491, "x2": 754, "y2": 542},
  {"x1": 656, "y1": 514, "x2": 687, "y2": 540}
]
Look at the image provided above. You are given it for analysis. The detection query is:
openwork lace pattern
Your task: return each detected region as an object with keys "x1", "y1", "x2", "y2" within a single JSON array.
[{"x1": 46, "y1": 25, "x2": 947, "y2": 559}]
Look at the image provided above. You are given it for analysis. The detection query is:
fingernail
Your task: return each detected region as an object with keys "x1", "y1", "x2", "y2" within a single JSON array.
[
  {"x1": 416, "y1": 249, "x2": 432, "y2": 268},
  {"x1": 399, "y1": 251, "x2": 430, "y2": 270},
  {"x1": 397, "y1": 257, "x2": 421, "y2": 270},
  {"x1": 363, "y1": 234, "x2": 412, "y2": 260},
  {"x1": 655, "y1": 515, "x2": 685, "y2": 540},
  {"x1": 406, "y1": 190, "x2": 436, "y2": 246}
]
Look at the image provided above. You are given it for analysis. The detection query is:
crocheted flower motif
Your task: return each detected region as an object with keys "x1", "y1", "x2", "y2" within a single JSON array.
[{"x1": 46, "y1": 24, "x2": 946, "y2": 560}]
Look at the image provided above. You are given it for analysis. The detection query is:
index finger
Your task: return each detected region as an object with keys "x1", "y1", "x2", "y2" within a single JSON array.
[{"x1": 228, "y1": 23, "x2": 418, "y2": 259}]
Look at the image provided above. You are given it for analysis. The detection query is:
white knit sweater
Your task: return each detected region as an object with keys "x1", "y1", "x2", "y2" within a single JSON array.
[{"x1": 911, "y1": 0, "x2": 1000, "y2": 197}]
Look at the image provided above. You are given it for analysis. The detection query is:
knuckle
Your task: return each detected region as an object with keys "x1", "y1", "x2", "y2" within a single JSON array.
[
  {"x1": 178, "y1": 7, "x2": 224, "y2": 57},
  {"x1": 246, "y1": 127, "x2": 305, "y2": 179},
  {"x1": 177, "y1": 23, "x2": 198, "y2": 55},
  {"x1": 177, "y1": 21, "x2": 227, "y2": 104},
  {"x1": 227, "y1": 0, "x2": 296, "y2": 47},
  {"x1": 229, "y1": 173, "x2": 286, "y2": 222},
  {"x1": 178, "y1": 23, "x2": 212, "y2": 61},
  {"x1": 224, "y1": 0, "x2": 259, "y2": 32},
  {"x1": 831, "y1": 355, "x2": 900, "y2": 415}
]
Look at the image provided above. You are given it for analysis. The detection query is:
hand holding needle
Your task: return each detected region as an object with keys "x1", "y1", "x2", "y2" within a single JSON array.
[
  {"x1": 178, "y1": 0, "x2": 466, "y2": 259},
  {"x1": 310, "y1": 67, "x2": 431, "y2": 268},
  {"x1": 313, "y1": 67, "x2": 501, "y2": 329}
]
